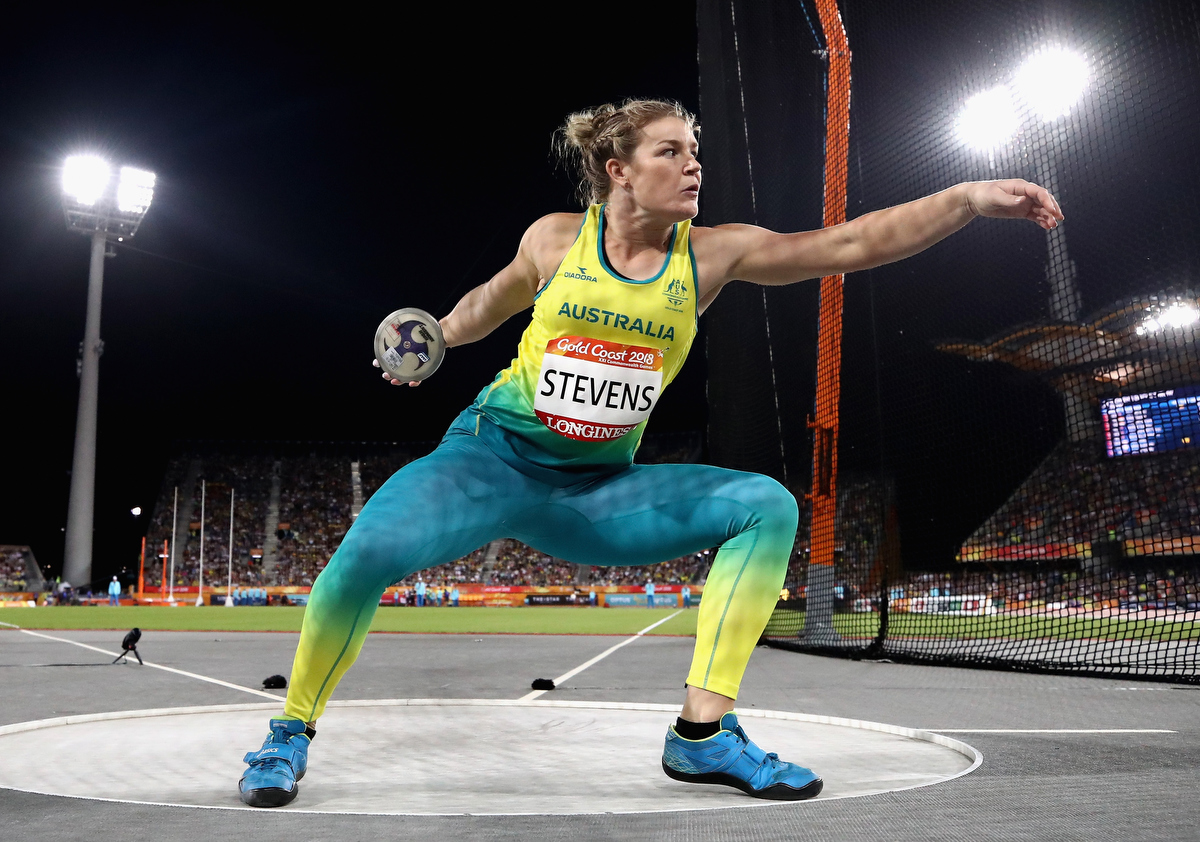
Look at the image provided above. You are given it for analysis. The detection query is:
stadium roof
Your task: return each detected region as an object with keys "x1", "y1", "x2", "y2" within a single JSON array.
[{"x1": 937, "y1": 290, "x2": 1200, "y2": 399}]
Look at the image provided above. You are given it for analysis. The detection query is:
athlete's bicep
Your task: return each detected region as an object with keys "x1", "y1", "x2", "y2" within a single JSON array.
[
  {"x1": 440, "y1": 233, "x2": 538, "y2": 346},
  {"x1": 485, "y1": 249, "x2": 541, "y2": 317},
  {"x1": 476, "y1": 215, "x2": 567, "y2": 318},
  {"x1": 732, "y1": 225, "x2": 861, "y2": 284},
  {"x1": 693, "y1": 223, "x2": 859, "y2": 290}
]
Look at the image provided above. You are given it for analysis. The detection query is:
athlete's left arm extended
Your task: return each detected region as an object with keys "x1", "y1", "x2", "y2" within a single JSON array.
[{"x1": 692, "y1": 179, "x2": 1062, "y2": 298}]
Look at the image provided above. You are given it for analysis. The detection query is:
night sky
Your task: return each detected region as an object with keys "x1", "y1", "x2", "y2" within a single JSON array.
[
  {"x1": 0, "y1": 4, "x2": 701, "y2": 581},
  {"x1": 3, "y1": 1, "x2": 1198, "y2": 585}
]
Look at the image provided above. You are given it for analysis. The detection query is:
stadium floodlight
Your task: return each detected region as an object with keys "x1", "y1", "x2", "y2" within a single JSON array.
[
  {"x1": 62, "y1": 155, "x2": 156, "y2": 240},
  {"x1": 131, "y1": 507, "x2": 142, "y2": 517},
  {"x1": 63, "y1": 156, "x2": 111, "y2": 206},
  {"x1": 60, "y1": 154, "x2": 157, "y2": 590},
  {"x1": 1014, "y1": 48, "x2": 1088, "y2": 121},
  {"x1": 117, "y1": 167, "x2": 156, "y2": 215},
  {"x1": 1136, "y1": 302, "x2": 1200, "y2": 336},
  {"x1": 956, "y1": 86, "x2": 1019, "y2": 150}
]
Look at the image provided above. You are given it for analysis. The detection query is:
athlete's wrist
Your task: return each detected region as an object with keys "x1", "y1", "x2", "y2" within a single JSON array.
[
  {"x1": 439, "y1": 317, "x2": 460, "y2": 348},
  {"x1": 956, "y1": 182, "x2": 984, "y2": 220}
]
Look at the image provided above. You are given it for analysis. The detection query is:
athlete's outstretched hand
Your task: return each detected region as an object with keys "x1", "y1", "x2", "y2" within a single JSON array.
[
  {"x1": 964, "y1": 179, "x2": 1064, "y2": 230},
  {"x1": 372, "y1": 358, "x2": 420, "y2": 387}
]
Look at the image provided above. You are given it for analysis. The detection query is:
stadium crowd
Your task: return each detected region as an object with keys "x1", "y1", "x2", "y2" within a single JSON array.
[
  {"x1": 145, "y1": 456, "x2": 274, "y2": 589},
  {"x1": 587, "y1": 551, "x2": 712, "y2": 586},
  {"x1": 127, "y1": 438, "x2": 1200, "y2": 610},
  {"x1": 488, "y1": 540, "x2": 578, "y2": 586},
  {"x1": 0, "y1": 548, "x2": 29, "y2": 591},
  {"x1": 963, "y1": 443, "x2": 1200, "y2": 557},
  {"x1": 880, "y1": 564, "x2": 1200, "y2": 613},
  {"x1": 17, "y1": 436, "x2": 1200, "y2": 615},
  {"x1": 782, "y1": 476, "x2": 888, "y2": 596},
  {"x1": 137, "y1": 439, "x2": 719, "y2": 591},
  {"x1": 275, "y1": 456, "x2": 353, "y2": 587}
]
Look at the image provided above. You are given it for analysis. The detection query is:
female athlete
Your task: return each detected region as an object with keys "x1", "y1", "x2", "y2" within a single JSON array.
[{"x1": 238, "y1": 98, "x2": 1062, "y2": 807}]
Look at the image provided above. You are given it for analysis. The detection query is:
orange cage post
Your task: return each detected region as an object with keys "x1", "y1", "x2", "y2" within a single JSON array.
[{"x1": 805, "y1": 0, "x2": 851, "y2": 642}]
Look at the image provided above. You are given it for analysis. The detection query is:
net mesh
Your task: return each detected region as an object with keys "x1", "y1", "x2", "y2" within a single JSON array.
[{"x1": 698, "y1": 0, "x2": 1200, "y2": 682}]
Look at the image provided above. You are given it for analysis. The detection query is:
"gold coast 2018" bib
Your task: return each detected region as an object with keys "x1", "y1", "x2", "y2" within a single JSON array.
[{"x1": 534, "y1": 336, "x2": 665, "y2": 441}]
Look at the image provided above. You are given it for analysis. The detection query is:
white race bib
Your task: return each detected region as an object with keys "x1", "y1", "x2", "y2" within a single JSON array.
[{"x1": 534, "y1": 336, "x2": 664, "y2": 441}]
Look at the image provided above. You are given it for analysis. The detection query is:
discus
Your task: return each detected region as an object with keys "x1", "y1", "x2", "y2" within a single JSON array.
[{"x1": 373, "y1": 307, "x2": 445, "y2": 382}]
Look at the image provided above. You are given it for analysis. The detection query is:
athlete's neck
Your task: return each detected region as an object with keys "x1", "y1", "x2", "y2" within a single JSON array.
[{"x1": 602, "y1": 201, "x2": 676, "y2": 280}]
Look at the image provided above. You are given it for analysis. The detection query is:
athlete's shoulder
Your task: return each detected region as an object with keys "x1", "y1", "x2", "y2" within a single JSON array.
[
  {"x1": 687, "y1": 224, "x2": 768, "y2": 288},
  {"x1": 688, "y1": 222, "x2": 763, "y2": 244},
  {"x1": 522, "y1": 212, "x2": 589, "y2": 277},
  {"x1": 525, "y1": 211, "x2": 587, "y2": 243}
]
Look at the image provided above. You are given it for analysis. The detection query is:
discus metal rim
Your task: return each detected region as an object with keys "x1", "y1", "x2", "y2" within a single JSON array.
[{"x1": 373, "y1": 307, "x2": 445, "y2": 382}]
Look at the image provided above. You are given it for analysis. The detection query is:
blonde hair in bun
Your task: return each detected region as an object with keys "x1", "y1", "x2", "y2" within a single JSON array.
[{"x1": 555, "y1": 98, "x2": 698, "y2": 207}]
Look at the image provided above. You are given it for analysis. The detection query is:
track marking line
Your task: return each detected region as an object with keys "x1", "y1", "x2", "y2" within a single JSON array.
[
  {"x1": 10, "y1": 627, "x2": 282, "y2": 701},
  {"x1": 924, "y1": 728, "x2": 1176, "y2": 733},
  {"x1": 518, "y1": 610, "x2": 683, "y2": 701}
]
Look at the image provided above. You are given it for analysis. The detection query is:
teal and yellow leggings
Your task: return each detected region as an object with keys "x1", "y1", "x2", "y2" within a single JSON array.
[{"x1": 284, "y1": 414, "x2": 797, "y2": 723}]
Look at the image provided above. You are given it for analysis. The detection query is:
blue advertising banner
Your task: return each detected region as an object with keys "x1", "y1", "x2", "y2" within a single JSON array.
[{"x1": 604, "y1": 593, "x2": 688, "y2": 608}]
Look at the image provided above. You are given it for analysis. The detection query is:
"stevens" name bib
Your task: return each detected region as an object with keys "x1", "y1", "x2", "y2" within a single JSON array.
[{"x1": 534, "y1": 337, "x2": 664, "y2": 441}]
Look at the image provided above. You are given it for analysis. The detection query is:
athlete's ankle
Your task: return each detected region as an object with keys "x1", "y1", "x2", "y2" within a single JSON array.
[
  {"x1": 276, "y1": 715, "x2": 316, "y2": 739},
  {"x1": 674, "y1": 717, "x2": 720, "y2": 740}
]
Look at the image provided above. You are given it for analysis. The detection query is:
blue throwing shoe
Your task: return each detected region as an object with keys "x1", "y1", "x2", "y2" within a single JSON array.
[
  {"x1": 238, "y1": 718, "x2": 312, "y2": 807},
  {"x1": 662, "y1": 711, "x2": 823, "y2": 800}
]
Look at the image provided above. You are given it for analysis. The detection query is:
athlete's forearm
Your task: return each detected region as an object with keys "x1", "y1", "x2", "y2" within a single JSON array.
[
  {"x1": 709, "y1": 180, "x2": 1056, "y2": 292},
  {"x1": 834, "y1": 183, "x2": 976, "y2": 273},
  {"x1": 440, "y1": 270, "x2": 536, "y2": 348},
  {"x1": 440, "y1": 285, "x2": 506, "y2": 348},
  {"x1": 718, "y1": 183, "x2": 977, "y2": 287}
]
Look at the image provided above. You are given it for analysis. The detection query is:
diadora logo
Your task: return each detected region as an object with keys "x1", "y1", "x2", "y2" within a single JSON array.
[
  {"x1": 563, "y1": 266, "x2": 598, "y2": 283},
  {"x1": 663, "y1": 278, "x2": 688, "y2": 306}
]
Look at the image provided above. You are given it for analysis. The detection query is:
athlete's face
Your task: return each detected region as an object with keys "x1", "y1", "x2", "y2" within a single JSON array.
[{"x1": 616, "y1": 117, "x2": 701, "y2": 220}]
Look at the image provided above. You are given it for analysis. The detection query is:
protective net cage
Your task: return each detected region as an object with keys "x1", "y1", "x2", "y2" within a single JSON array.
[{"x1": 698, "y1": 0, "x2": 1200, "y2": 682}]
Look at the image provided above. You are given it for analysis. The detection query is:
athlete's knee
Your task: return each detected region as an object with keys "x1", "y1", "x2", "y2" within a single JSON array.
[
  {"x1": 733, "y1": 474, "x2": 799, "y2": 535},
  {"x1": 324, "y1": 518, "x2": 414, "y2": 584}
]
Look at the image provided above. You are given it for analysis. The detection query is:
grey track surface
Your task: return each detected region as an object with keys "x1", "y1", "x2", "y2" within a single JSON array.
[{"x1": 2, "y1": 624, "x2": 1199, "y2": 841}]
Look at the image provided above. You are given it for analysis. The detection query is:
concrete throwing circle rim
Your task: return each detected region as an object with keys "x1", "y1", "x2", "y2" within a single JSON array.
[{"x1": 0, "y1": 699, "x2": 983, "y2": 815}]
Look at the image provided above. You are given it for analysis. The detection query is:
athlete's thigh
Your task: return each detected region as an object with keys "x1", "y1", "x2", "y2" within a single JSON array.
[
  {"x1": 511, "y1": 463, "x2": 786, "y2": 567},
  {"x1": 340, "y1": 433, "x2": 545, "y2": 576}
]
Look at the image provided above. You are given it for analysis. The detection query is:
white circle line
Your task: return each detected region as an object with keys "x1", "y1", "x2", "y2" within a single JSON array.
[{"x1": 0, "y1": 699, "x2": 983, "y2": 815}]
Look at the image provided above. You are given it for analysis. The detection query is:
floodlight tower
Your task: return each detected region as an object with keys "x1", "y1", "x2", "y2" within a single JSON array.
[
  {"x1": 956, "y1": 47, "x2": 1089, "y2": 322},
  {"x1": 1014, "y1": 48, "x2": 1089, "y2": 323},
  {"x1": 956, "y1": 48, "x2": 1095, "y2": 440},
  {"x1": 61, "y1": 156, "x2": 156, "y2": 589}
]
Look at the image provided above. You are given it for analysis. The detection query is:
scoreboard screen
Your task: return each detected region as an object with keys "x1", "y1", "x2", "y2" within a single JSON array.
[{"x1": 1101, "y1": 385, "x2": 1200, "y2": 457}]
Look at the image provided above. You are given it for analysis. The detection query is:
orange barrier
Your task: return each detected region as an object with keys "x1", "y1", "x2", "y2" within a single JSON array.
[{"x1": 807, "y1": 0, "x2": 852, "y2": 572}]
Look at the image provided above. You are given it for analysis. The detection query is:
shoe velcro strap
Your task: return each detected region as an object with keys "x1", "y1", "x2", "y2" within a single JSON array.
[
  {"x1": 735, "y1": 734, "x2": 770, "y2": 767},
  {"x1": 244, "y1": 743, "x2": 303, "y2": 767}
]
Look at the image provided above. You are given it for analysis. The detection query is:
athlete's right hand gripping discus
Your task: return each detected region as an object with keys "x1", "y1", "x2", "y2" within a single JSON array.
[{"x1": 374, "y1": 307, "x2": 445, "y2": 382}]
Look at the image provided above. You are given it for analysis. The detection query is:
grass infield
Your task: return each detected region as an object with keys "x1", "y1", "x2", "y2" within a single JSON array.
[
  {"x1": 7, "y1": 606, "x2": 1192, "y2": 642},
  {"x1": 0, "y1": 605, "x2": 700, "y2": 637}
]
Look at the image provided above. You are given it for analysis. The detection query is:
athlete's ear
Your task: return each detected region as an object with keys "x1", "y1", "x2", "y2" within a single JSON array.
[{"x1": 606, "y1": 157, "x2": 631, "y2": 191}]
